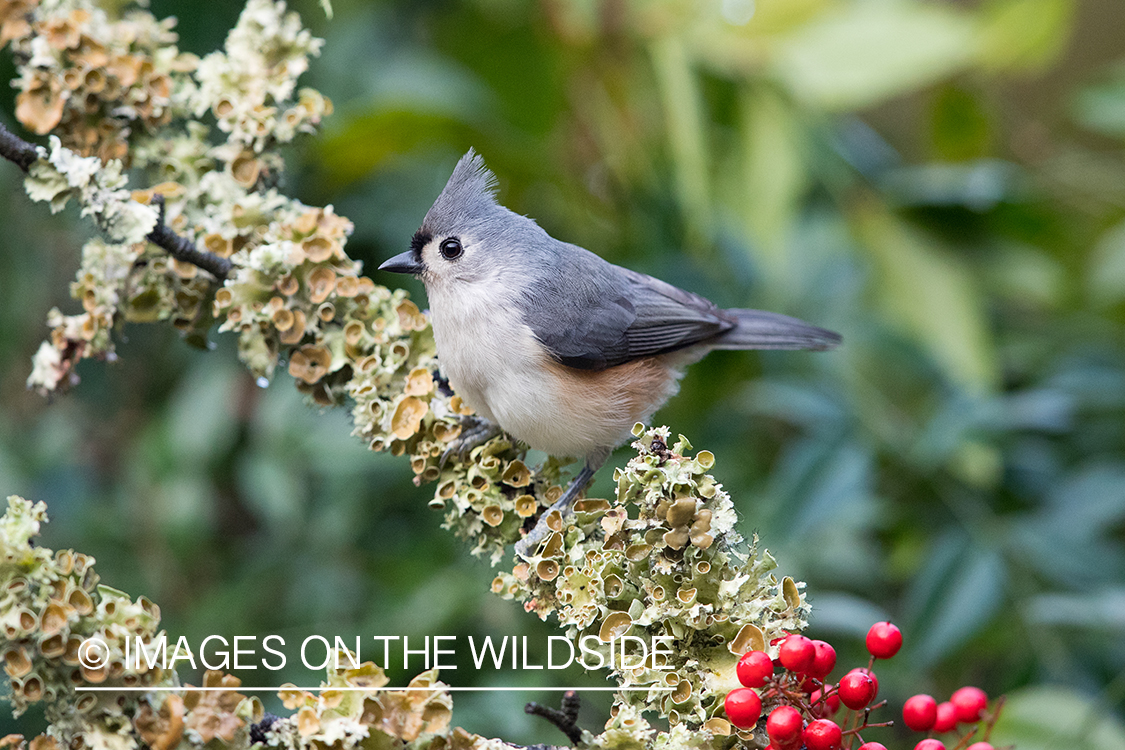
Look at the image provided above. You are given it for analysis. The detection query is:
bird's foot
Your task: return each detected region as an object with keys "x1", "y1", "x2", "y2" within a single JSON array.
[
  {"x1": 515, "y1": 465, "x2": 595, "y2": 560},
  {"x1": 439, "y1": 416, "x2": 503, "y2": 468}
]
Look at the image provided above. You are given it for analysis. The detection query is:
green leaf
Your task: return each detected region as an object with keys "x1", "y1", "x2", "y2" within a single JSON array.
[
  {"x1": 726, "y1": 0, "x2": 831, "y2": 35},
  {"x1": 1026, "y1": 588, "x2": 1125, "y2": 628},
  {"x1": 991, "y1": 685, "x2": 1125, "y2": 750},
  {"x1": 856, "y1": 204, "x2": 999, "y2": 391},
  {"x1": 977, "y1": 0, "x2": 1075, "y2": 72},
  {"x1": 651, "y1": 35, "x2": 712, "y2": 247},
  {"x1": 985, "y1": 242, "x2": 1066, "y2": 309},
  {"x1": 732, "y1": 84, "x2": 809, "y2": 278},
  {"x1": 904, "y1": 532, "x2": 1006, "y2": 668},
  {"x1": 1073, "y1": 66, "x2": 1125, "y2": 138},
  {"x1": 168, "y1": 360, "x2": 243, "y2": 465},
  {"x1": 770, "y1": 2, "x2": 976, "y2": 111},
  {"x1": 931, "y1": 86, "x2": 993, "y2": 161},
  {"x1": 1087, "y1": 219, "x2": 1125, "y2": 307}
]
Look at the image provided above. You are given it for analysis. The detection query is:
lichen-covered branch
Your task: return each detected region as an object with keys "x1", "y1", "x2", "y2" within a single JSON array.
[
  {"x1": 0, "y1": 496, "x2": 509, "y2": 750},
  {"x1": 4, "y1": 0, "x2": 330, "y2": 395},
  {"x1": 148, "y1": 195, "x2": 233, "y2": 279},
  {"x1": 0, "y1": 120, "x2": 41, "y2": 170},
  {"x1": 0, "y1": 121, "x2": 233, "y2": 279}
]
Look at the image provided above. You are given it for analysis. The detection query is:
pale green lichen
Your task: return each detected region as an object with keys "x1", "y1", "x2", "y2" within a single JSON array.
[
  {"x1": 486, "y1": 428, "x2": 808, "y2": 728},
  {"x1": 193, "y1": 0, "x2": 328, "y2": 153},
  {"x1": 6, "y1": 0, "x2": 196, "y2": 156},
  {"x1": 26, "y1": 137, "x2": 157, "y2": 241},
  {"x1": 0, "y1": 496, "x2": 169, "y2": 734},
  {"x1": 0, "y1": 497, "x2": 508, "y2": 750},
  {"x1": 20, "y1": 139, "x2": 161, "y2": 379},
  {"x1": 17, "y1": 0, "x2": 334, "y2": 396}
]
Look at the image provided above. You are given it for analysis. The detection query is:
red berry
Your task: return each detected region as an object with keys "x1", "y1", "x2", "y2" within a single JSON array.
[
  {"x1": 857, "y1": 744, "x2": 889, "y2": 750},
  {"x1": 847, "y1": 667, "x2": 879, "y2": 698},
  {"x1": 966, "y1": 743, "x2": 995, "y2": 750},
  {"x1": 838, "y1": 670, "x2": 877, "y2": 710},
  {"x1": 950, "y1": 686, "x2": 988, "y2": 722},
  {"x1": 903, "y1": 694, "x2": 938, "y2": 731},
  {"x1": 915, "y1": 741, "x2": 945, "y2": 750},
  {"x1": 724, "y1": 688, "x2": 762, "y2": 729},
  {"x1": 866, "y1": 621, "x2": 903, "y2": 659},
  {"x1": 778, "y1": 635, "x2": 817, "y2": 674},
  {"x1": 809, "y1": 639, "x2": 837, "y2": 679},
  {"x1": 933, "y1": 701, "x2": 958, "y2": 732},
  {"x1": 802, "y1": 718, "x2": 842, "y2": 750},
  {"x1": 766, "y1": 705, "x2": 804, "y2": 743},
  {"x1": 737, "y1": 650, "x2": 774, "y2": 688}
]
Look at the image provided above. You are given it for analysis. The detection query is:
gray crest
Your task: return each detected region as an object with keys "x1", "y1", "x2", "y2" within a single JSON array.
[{"x1": 423, "y1": 149, "x2": 501, "y2": 234}]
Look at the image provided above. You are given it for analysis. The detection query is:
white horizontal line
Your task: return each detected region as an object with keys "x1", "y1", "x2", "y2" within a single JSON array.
[{"x1": 74, "y1": 686, "x2": 674, "y2": 693}]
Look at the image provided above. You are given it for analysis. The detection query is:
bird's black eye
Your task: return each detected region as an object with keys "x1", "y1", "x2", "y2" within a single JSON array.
[{"x1": 439, "y1": 238, "x2": 463, "y2": 260}]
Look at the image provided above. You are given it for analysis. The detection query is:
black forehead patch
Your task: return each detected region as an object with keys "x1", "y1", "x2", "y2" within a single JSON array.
[{"x1": 410, "y1": 230, "x2": 431, "y2": 258}]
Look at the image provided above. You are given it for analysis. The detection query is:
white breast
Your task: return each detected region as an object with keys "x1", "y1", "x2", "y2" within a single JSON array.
[{"x1": 426, "y1": 276, "x2": 627, "y2": 460}]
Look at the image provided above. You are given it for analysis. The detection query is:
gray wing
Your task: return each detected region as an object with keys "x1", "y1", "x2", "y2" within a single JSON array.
[{"x1": 520, "y1": 246, "x2": 735, "y2": 371}]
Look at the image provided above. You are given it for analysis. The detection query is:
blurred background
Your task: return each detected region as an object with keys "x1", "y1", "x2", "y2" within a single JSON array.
[{"x1": 3, "y1": 0, "x2": 1125, "y2": 745}]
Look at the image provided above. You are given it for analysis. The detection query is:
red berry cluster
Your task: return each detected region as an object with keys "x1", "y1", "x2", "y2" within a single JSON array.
[
  {"x1": 902, "y1": 686, "x2": 998, "y2": 749},
  {"x1": 721, "y1": 622, "x2": 1005, "y2": 750}
]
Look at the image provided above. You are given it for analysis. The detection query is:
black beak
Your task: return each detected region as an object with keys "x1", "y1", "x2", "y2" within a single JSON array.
[{"x1": 379, "y1": 250, "x2": 424, "y2": 276}]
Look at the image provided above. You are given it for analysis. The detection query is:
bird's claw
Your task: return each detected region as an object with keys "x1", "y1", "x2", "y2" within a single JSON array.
[
  {"x1": 514, "y1": 464, "x2": 596, "y2": 560},
  {"x1": 515, "y1": 499, "x2": 575, "y2": 560},
  {"x1": 439, "y1": 416, "x2": 502, "y2": 468}
]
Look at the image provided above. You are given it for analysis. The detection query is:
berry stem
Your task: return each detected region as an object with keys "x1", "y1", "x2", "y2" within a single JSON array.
[
  {"x1": 982, "y1": 695, "x2": 1006, "y2": 742},
  {"x1": 949, "y1": 729, "x2": 978, "y2": 750},
  {"x1": 841, "y1": 708, "x2": 856, "y2": 735}
]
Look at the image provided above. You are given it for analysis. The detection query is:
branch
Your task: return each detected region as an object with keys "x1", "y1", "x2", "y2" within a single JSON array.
[
  {"x1": 0, "y1": 121, "x2": 232, "y2": 280},
  {"x1": 149, "y1": 195, "x2": 233, "y2": 280},
  {"x1": 525, "y1": 690, "x2": 584, "y2": 745},
  {"x1": 0, "y1": 120, "x2": 40, "y2": 171}
]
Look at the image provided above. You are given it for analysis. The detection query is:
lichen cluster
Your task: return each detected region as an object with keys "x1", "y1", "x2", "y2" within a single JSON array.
[
  {"x1": 492, "y1": 427, "x2": 808, "y2": 735},
  {"x1": 7, "y1": 0, "x2": 331, "y2": 395},
  {"x1": 5, "y1": 2, "x2": 813, "y2": 748},
  {"x1": 271, "y1": 665, "x2": 456, "y2": 750},
  {"x1": 0, "y1": 496, "x2": 501, "y2": 750},
  {"x1": 0, "y1": 495, "x2": 173, "y2": 741},
  {"x1": 4, "y1": 0, "x2": 189, "y2": 154}
]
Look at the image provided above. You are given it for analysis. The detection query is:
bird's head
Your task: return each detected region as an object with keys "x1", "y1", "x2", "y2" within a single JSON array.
[{"x1": 380, "y1": 150, "x2": 538, "y2": 290}]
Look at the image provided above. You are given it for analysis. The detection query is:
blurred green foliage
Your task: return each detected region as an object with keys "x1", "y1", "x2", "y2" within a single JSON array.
[{"x1": 3, "y1": 0, "x2": 1125, "y2": 744}]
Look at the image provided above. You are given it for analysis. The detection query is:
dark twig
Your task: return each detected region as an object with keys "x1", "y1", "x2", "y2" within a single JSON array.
[
  {"x1": 525, "y1": 690, "x2": 584, "y2": 745},
  {"x1": 148, "y1": 195, "x2": 232, "y2": 280},
  {"x1": 0, "y1": 120, "x2": 40, "y2": 171},
  {"x1": 0, "y1": 120, "x2": 232, "y2": 280}
]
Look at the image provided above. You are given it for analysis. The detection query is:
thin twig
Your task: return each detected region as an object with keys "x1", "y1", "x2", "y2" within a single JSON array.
[
  {"x1": 0, "y1": 120, "x2": 232, "y2": 280},
  {"x1": 148, "y1": 195, "x2": 232, "y2": 279},
  {"x1": 0, "y1": 120, "x2": 40, "y2": 171},
  {"x1": 525, "y1": 690, "x2": 583, "y2": 745}
]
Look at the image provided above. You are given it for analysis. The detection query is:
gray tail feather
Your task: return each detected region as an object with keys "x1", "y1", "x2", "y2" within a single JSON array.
[{"x1": 712, "y1": 309, "x2": 842, "y2": 351}]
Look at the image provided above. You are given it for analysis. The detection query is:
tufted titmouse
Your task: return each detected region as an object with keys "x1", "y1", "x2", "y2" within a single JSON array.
[{"x1": 380, "y1": 151, "x2": 840, "y2": 553}]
